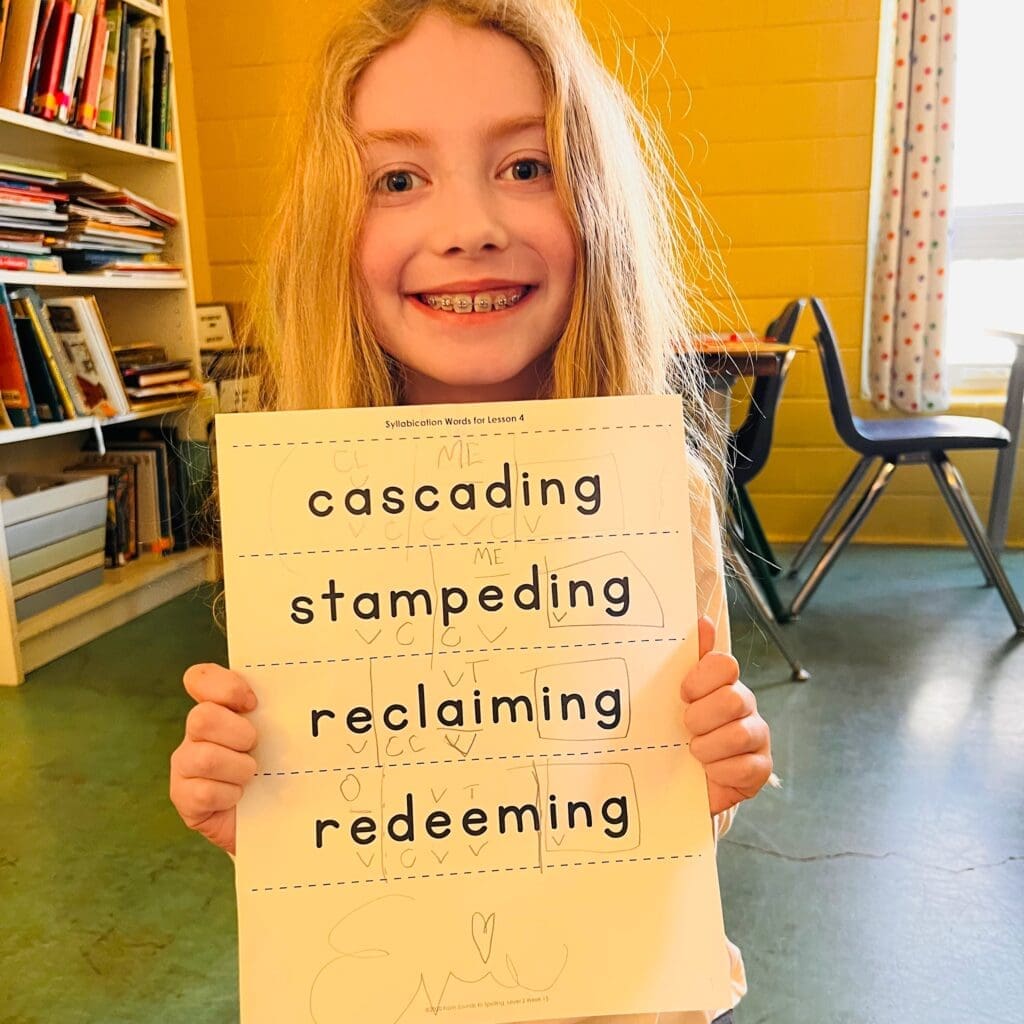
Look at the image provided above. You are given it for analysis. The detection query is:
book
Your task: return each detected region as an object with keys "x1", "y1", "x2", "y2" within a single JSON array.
[
  {"x1": 75, "y1": 0, "x2": 107, "y2": 129},
  {"x1": 102, "y1": 438, "x2": 172, "y2": 552},
  {"x1": 65, "y1": 452, "x2": 137, "y2": 559},
  {"x1": 42, "y1": 295, "x2": 124, "y2": 416},
  {"x1": 0, "y1": 0, "x2": 43, "y2": 111},
  {"x1": 113, "y1": 0, "x2": 127, "y2": 139},
  {"x1": 55, "y1": 8, "x2": 82, "y2": 123},
  {"x1": 24, "y1": 1, "x2": 57, "y2": 113},
  {"x1": 123, "y1": 22, "x2": 140, "y2": 143},
  {"x1": 0, "y1": 283, "x2": 37, "y2": 426},
  {"x1": 0, "y1": 2, "x2": 13, "y2": 64},
  {"x1": 105, "y1": 422, "x2": 193, "y2": 552},
  {"x1": 150, "y1": 24, "x2": 164, "y2": 148},
  {"x1": 31, "y1": 0, "x2": 72, "y2": 121},
  {"x1": 13, "y1": 315, "x2": 62, "y2": 420},
  {"x1": 66, "y1": 0, "x2": 98, "y2": 123},
  {"x1": 137, "y1": 16, "x2": 155, "y2": 146},
  {"x1": 0, "y1": 254, "x2": 63, "y2": 272},
  {"x1": 9, "y1": 286, "x2": 86, "y2": 417},
  {"x1": 95, "y1": 2, "x2": 121, "y2": 135},
  {"x1": 61, "y1": 463, "x2": 131, "y2": 564},
  {"x1": 124, "y1": 379, "x2": 202, "y2": 403}
]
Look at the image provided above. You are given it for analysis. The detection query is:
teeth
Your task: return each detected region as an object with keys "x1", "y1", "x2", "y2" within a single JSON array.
[{"x1": 420, "y1": 286, "x2": 528, "y2": 313}]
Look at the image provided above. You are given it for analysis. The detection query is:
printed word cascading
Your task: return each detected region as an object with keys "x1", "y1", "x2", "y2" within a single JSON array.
[{"x1": 307, "y1": 462, "x2": 603, "y2": 519}]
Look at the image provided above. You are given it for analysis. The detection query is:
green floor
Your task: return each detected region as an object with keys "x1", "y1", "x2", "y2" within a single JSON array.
[{"x1": 2, "y1": 545, "x2": 1023, "y2": 1024}]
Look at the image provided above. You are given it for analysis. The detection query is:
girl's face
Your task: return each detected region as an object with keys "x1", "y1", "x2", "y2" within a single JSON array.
[{"x1": 352, "y1": 11, "x2": 577, "y2": 405}]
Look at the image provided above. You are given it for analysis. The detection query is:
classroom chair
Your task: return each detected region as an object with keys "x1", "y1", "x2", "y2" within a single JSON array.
[
  {"x1": 728, "y1": 298, "x2": 805, "y2": 623},
  {"x1": 787, "y1": 297, "x2": 1024, "y2": 634}
]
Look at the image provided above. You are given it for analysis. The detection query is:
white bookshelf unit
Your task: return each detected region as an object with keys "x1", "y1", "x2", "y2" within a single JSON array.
[{"x1": 0, "y1": 0, "x2": 219, "y2": 686}]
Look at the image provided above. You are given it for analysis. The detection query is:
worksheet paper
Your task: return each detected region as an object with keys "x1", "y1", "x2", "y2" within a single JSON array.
[{"x1": 216, "y1": 394, "x2": 731, "y2": 1024}]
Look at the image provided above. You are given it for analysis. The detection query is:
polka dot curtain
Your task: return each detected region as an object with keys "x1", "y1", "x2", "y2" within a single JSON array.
[{"x1": 868, "y1": 0, "x2": 957, "y2": 413}]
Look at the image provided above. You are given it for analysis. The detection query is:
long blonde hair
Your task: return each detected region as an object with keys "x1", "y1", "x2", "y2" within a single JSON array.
[{"x1": 211, "y1": 0, "x2": 731, "y2": 622}]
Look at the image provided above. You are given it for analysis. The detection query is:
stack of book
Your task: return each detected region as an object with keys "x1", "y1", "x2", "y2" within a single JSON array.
[
  {"x1": 0, "y1": 162, "x2": 181, "y2": 275},
  {"x1": 53, "y1": 171, "x2": 179, "y2": 274},
  {"x1": 65, "y1": 423, "x2": 197, "y2": 565},
  {"x1": 0, "y1": 282, "x2": 198, "y2": 428},
  {"x1": 0, "y1": 169, "x2": 68, "y2": 272},
  {"x1": 0, "y1": 1, "x2": 174, "y2": 150},
  {"x1": 112, "y1": 341, "x2": 202, "y2": 405}
]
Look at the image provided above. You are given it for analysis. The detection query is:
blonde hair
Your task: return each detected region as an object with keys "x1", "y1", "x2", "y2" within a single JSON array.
[
  {"x1": 250, "y1": 1, "x2": 722, "y2": 432},
  {"x1": 214, "y1": 0, "x2": 731, "y2": 618}
]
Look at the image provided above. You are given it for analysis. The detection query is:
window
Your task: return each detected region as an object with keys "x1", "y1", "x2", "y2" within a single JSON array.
[{"x1": 946, "y1": 1, "x2": 1024, "y2": 384}]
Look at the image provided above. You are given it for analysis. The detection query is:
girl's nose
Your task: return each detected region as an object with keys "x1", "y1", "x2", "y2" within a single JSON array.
[{"x1": 429, "y1": 178, "x2": 510, "y2": 256}]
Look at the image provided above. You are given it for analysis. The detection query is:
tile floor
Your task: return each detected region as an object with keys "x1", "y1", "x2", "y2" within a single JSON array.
[{"x1": 2, "y1": 545, "x2": 1022, "y2": 1024}]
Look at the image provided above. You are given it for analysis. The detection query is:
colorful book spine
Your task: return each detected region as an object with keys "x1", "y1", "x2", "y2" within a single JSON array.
[
  {"x1": 95, "y1": 3, "x2": 121, "y2": 135},
  {"x1": 10, "y1": 289, "x2": 77, "y2": 418},
  {"x1": 32, "y1": 0, "x2": 71, "y2": 121},
  {"x1": 55, "y1": 9, "x2": 83, "y2": 123},
  {"x1": 75, "y1": 1, "x2": 106, "y2": 128},
  {"x1": 0, "y1": 283, "x2": 37, "y2": 426},
  {"x1": 113, "y1": 1, "x2": 127, "y2": 139}
]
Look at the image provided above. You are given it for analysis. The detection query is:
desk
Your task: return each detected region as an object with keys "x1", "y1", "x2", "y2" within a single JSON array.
[
  {"x1": 693, "y1": 334, "x2": 800, "y2": 424},
  {"x1": 986, "y1": 329, "x2": 1024, "y2": 551}
]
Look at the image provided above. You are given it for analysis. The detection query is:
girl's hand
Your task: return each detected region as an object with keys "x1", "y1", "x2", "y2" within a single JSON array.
[
  {"x1": 681, "y1": 616, "x2": 772, "y2": 816},
  {"x1": 169, "y1": 663, "x2": 259, "y2": 855}
]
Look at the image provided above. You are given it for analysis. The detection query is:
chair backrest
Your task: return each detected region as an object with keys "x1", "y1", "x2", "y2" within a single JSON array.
[
  {"x1": 808, "y1": 296, "x2": 862, "y2": 448},
  {"x1": 731, "y1": 298, "x2": 804, "y2": 486}
]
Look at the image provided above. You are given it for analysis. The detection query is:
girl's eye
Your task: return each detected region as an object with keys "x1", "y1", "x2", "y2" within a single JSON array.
[
  {"x1": 374, "y1": 169, "x2": 425, "y2": 194},
  {"x1": 372, "y1": 158, "x2": 552, "y2": 195},
  {"x1": 501, "y1": 158, "x2": 551, "y2": 182}
]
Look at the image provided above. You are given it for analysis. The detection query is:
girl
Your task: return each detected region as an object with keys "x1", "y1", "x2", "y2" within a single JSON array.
[{"x1": 170, "y1": 2, "x2": 773, "y2": 1022}]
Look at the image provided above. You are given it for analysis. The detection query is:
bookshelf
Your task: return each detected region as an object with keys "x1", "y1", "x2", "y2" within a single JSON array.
[{"x1": 0, "y1": 1, "x2": 219, "y2": 686}]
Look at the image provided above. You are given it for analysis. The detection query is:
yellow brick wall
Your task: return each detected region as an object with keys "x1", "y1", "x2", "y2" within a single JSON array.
[{"x1": 180, "y1": 0, "x2": 1022, "y2": 547}]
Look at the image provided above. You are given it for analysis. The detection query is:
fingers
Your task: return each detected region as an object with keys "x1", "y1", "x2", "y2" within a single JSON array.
[
  {"x1": 183, "y1": 662, "x2": 257, "y2": 713},
  {"x1": 172, "y1": 740, "x2": 258, "y2": 787},
  {"x1": 684, "y1": 680, "x2": 757, "y2": 736},
  {"x1": 170, "y1": 776, "x2": 243, "y2": 823},
  {"x1": 697, "y1": 615, "x2": 715, "y2": 660},
  {"x1": 185, "y1": 700, "x2": 258, "y2": 753},
  {"x1": 681, "y1": 649, "x2": 740, "y2": 703},
  {"x1": 704, "y1": 752, "x2": 774, "y2": 795},
  {"x1": 689, "y1": 714, "x2": 769, "y2": 764}
]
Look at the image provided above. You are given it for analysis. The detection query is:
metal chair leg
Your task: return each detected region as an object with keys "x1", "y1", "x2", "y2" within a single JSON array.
[
  {"x1": 789, "y1": 459, "x2": 897, "y2": 618},
  {"x1": 728, "y1": 534, "x2": 810, "y2": 682},
  {"x1": 736, "y1": 483, "x2": 781, "y2": 576},
  {"x1": 928, "y1": 454, "x2": 1024, "y2": 634},
  {"x1": 788, "y1": 456, "x2": 877, "y2": 579},
  {"x1": 932, "y1": 462, "x2": 996, "y2": 586},
  {"x1": 727, "y1": 510, "x2": 791, "y2": 623}
]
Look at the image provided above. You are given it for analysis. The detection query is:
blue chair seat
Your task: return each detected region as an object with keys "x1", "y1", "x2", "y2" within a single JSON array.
[
  {"x1": 788, "y1": 297, "x2": 1023, "y2": 635},
  {"x1": 852, "y1": 414, "x2": 1010, "y2": 456}
]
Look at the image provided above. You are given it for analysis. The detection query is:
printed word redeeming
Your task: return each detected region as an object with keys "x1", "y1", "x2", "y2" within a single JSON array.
[{"x1": 315, "y1": 791, "x2": 631, "y2": 850}]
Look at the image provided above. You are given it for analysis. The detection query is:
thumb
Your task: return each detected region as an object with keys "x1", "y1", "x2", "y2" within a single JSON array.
[{"x1": 697, "y1": 615, "x2": 715, "y2": 659}]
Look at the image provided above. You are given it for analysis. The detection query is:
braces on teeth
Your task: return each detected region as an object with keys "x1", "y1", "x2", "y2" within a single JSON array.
[{"x1": 423, "y1": 289, "x2": 527, "y2": 312}]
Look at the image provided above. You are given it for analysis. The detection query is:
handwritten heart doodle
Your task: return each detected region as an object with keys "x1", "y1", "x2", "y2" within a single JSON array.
[{"x1": 471, "y1": 911, "x2": 496, "y2": 963}]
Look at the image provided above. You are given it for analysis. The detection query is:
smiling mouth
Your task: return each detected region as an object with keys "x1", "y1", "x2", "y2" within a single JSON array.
[{"x1": 408, "y1": 285, "x2": 537, "y2": 319}]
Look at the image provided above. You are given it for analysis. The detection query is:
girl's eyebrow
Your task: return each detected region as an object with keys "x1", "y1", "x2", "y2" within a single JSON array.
[{"x1": 360, "y1": 114, "x2": 545, "y2": 148}]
